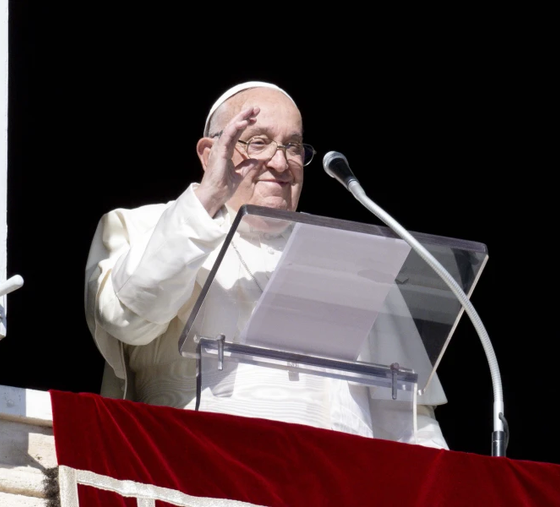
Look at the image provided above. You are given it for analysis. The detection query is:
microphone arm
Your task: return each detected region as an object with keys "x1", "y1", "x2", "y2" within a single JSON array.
[{"x1": 323, "y1": 152, "x2": 507, "y2": 457}]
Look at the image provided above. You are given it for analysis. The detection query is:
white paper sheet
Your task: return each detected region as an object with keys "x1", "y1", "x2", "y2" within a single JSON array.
[{"x1": 239, "y1": 222, "x2": 411, "y2": 360}]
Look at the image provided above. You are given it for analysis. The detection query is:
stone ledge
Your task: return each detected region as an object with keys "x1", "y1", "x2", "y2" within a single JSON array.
[
  {"x1": 0, "y1": 385, "x2": 53, "y2": 427},
  {"x1": 0, "y1": 418, "x2": 55, "y2": 468},
  {"x1": 0, "y1": 490, "x2": 48, "y2": 506},
  {"x1": 0, "y1": 465, "x2": 48, "y2": 498},
  {"x1": 0, "y1": 385, "x2": 56, "y2": 504}
]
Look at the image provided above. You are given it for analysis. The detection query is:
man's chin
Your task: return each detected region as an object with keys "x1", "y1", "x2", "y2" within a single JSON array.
[
  {"x1": 239, "y1": 197, "x2": 297, "y2": 233},
  {"x1": 255, "y1": 195, "x2": 296, "y2": 212},
  {"x1": 240, "y1": 214, "x2": 292, "y2": 234},
  {"x1": 229, "y1": 193, "x2": 300, "y2": 232}
]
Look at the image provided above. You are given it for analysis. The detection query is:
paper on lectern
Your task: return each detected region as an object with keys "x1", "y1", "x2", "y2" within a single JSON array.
[{"x1": 239, "y1": 222, "x2": 411, "y2": 360}]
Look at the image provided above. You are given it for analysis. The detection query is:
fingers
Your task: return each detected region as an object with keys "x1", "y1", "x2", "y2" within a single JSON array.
[
  {"x1": 229, "y1": 105, "x2": 260, "y2": 139},
  {"x1": 215, "y1": 106, "x2": 260, "y2": 156},
  {"x1": 205, "y1": 105, "x2": 259, "y2": 171}
]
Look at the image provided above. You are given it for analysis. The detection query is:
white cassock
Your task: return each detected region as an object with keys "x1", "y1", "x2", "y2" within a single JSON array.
[{"x1": 85, "y1": 182, "x2": 449, "y2": 449}]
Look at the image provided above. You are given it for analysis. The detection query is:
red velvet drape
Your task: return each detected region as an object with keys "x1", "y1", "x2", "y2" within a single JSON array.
[{"x1": 50, "y1": 390, "x2": 560, "y2": 506}]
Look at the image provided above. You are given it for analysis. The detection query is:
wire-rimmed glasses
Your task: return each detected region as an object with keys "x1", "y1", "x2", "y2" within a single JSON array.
[{"x1": 236, "y1": 137, "x2": 316, "y2": 167}]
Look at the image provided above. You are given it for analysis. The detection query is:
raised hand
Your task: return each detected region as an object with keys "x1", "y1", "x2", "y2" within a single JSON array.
[{"x1": 195, "y1": 106, "x2": 260, "y2": 217}]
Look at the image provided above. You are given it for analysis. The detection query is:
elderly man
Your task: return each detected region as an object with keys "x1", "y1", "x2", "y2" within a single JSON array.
[{"x1": 85, "y1": 81, "x2": 449, "y2": 449}]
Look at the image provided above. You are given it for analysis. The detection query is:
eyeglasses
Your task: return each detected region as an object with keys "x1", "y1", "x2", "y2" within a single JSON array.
[{"x1": 236, "y1": 137, "x2": 316, "y2": 167}]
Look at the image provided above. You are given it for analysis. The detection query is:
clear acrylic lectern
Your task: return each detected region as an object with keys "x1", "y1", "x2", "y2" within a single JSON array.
[{"x1": 178, "y1": 204, "x2": 488, "y2": 439}]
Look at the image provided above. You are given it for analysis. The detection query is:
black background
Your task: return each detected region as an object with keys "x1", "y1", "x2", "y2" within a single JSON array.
[{"x1": 2, "y1": 3, "x2": 553, "y2": 464}]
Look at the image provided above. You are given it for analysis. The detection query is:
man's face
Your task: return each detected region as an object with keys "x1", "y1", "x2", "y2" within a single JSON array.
[{"x1": 224, "y1": 88, "x2": 305, "y2": 213}]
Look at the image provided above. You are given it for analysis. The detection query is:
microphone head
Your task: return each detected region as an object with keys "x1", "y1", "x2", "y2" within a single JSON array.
[
  {"x1": 322, "y1": 151, "x2": 357, "y2": 190},
  {"x1": 323, "y1": 151, "x2": 348, "y2": 171}
]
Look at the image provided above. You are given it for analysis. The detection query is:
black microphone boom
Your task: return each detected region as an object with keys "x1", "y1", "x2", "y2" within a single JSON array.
[{"x1": 322, "y1": 151, "x2": 358, "y2": 190}]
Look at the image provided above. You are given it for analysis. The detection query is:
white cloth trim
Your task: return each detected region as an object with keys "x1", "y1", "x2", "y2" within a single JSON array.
[{"x1": 58, "y1": 465, "x2": 266, "y2": 507}]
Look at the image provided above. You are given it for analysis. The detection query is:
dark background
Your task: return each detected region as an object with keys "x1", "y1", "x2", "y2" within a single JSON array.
[{"x1": 2, "y1": 4, "x2": 553, "y2": 464}]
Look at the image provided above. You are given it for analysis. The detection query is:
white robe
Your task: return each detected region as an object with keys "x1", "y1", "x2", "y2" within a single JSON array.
[{"x1": 85, "y1": 183, "x2": 449, "y2": 449}]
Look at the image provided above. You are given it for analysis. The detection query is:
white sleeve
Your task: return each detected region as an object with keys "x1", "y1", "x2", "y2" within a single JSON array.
[
  {"x1": 84, "y1": 183, "x2": 227, "y2": 377},
  {"x1": 110, "y1": 184, "x2": 227, "y2": 326}
]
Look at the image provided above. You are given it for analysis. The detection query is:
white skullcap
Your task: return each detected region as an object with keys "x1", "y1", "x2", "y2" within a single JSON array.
[{"x1": 203, "y1": 81, "x2": 296, "y2": 137}]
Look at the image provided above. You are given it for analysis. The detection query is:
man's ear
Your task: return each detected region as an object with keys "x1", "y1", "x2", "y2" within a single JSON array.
[{"x1": 196, "y1": 137, "x2": 213, "y2": 171}]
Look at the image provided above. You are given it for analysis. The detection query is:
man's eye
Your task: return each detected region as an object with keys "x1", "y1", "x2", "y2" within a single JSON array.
[
  {"x1": 286, "y1": 144, "x2": 303, "y2": 156},
  {"x1": 250, "y1": 138, "x2": 269, "y2": 146}
]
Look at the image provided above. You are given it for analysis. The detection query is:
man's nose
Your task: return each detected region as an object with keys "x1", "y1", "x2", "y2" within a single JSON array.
[{"x1": 266, "y1": 147, "x2": 290, "y2": 172}]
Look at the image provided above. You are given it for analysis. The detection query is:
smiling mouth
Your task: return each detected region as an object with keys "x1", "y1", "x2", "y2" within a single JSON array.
[{"x1": 259, "y1": 180, "x2": 290, "y2": 185}]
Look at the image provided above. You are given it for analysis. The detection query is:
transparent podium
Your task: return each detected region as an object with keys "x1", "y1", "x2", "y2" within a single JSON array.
[{"x1": 178, "y1": 204, "x2": 488, "y2": 441}]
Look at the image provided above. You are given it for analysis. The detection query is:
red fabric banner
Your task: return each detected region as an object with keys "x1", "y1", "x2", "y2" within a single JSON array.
[{"x1": 50, "y1": 390, "x2": 560, "y2": 506}]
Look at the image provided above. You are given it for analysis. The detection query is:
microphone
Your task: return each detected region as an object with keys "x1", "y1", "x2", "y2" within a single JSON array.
[
  {"x1": 323, "y1": 151, "x2": 358, "y2": 190},
  {"x1": 321, "y1": 149, "x2": 507, "y2": 457}
]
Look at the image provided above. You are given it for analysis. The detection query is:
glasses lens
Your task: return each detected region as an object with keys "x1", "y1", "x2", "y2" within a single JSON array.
[
  {"x1": 245, "y1": 138, "x2": 314, "y2": 167},
  {"x1": 246, "y1": 139, "x2": 271, "y2": 157},
  {"x1": 302, "y1": 144, "x2": 315, "y2": 166},
  {"x1": 285, "y1": 144, "x2": 303, "y2": 159}
]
